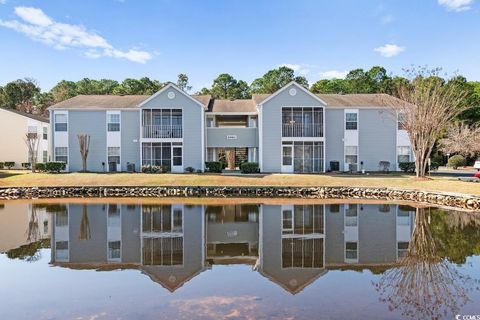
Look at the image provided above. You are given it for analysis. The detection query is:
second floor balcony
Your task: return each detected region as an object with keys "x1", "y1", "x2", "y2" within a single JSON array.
[
  {"x1": 282, "y1": 123, "x2": 323, "y2": 138},
  {"x1": 142, "y1": 125, "x2": 182, "y2": 139}
]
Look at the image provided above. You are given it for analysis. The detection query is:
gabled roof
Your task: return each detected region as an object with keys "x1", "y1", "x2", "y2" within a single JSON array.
[
  {"x1": 208, "y1": 99, "x2": 257, "y2": 113},
  {"x1": 256, "y1": 81, "x2": 328, "y2": 107},
  {"x1": 0, "y1": 108, "x2": 49, "y2": 123},
  {"x1": 48, "y1": 95, "x2": 149, "y2": 109},
  {"x1": 317, "y1": 93, "x2": 405, "y2": 107},
  {"x1": 137, "y1": 83, "x2": 207, "y2": 110}
]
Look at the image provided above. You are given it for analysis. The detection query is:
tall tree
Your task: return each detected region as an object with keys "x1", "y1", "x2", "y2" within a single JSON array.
[
  {"x1": 0, "y1": 78, "x2": 40, "y2": 110},
  {"x1": 50, "y1": 80, "x2": 77, "y2": 102},
  {"x1": 209, "y1": 73, "x2": 251, "y2": 99},
  {"x1": 177, "y1": 73, "x2": 192, "y2": 92},
  {"x1": 311, "y1": 79, "x2": 347, "y2": 94},
  {"x1": 391, "y1": 68, "x2": 469, "y2": 177},
  {"x1": 250, "y1": 66, "x2": 308, "y2": 94}
]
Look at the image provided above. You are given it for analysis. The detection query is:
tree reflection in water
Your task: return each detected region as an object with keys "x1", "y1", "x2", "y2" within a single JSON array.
[
  {"x1": 79, "y1": 205, "x2": 91, "y2": 241},
  {"x1": 375, "y1": 208, "x2": 478, "y2": 319}
]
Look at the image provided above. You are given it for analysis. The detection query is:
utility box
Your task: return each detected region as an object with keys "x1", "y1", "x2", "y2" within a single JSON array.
[
  {"x1": 330, "y1": 161, "x2": 340, "y2": 171},
  {"x1": 127, "y1": 162, "x2": 136, "y2": 172}
]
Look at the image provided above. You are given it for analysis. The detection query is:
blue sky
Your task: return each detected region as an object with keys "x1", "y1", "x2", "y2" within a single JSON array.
[{"x1": 0, "y1": 0, "x2": 479, "y2": 92}]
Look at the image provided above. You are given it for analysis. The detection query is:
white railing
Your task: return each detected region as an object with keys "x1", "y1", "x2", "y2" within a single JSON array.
[
  {"x1": 142, "y1": 125, "x2": 182, "y2": 138},
  {"x1": 282, "y1": 123, "x2": 323, "y2": 137}
]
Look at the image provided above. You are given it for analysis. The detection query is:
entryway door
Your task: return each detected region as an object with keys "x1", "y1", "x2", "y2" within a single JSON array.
[{"x1": 281, "y1": 145, "x2": 294, "y2": 173}]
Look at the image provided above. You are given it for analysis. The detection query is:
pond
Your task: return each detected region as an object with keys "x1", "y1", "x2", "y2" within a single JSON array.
[{"x1": 1, "y1": 199, "x2": 480, "y2": 320}]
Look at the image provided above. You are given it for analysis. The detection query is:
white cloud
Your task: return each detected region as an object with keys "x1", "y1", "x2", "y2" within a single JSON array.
[
  {"x1": 0, "y1": 6, "x2": 153, "y2": 63},
  {"x1": 374, "y1": 43, "x2": 405, "y2": 57},
  {"x1": 438, "y1": 0, "x2": 474, "y2": 11},
  {"x1": 318, "y1": 70, "x2": 348, "y2": 79},
  {"x1": 279, "y1": 63, "x2": 311, "y2": 76}
]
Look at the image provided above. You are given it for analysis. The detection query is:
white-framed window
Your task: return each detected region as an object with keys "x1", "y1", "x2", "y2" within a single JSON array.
[
  {"x1": 397, "y1": 113, "x2": 406, "y2": 130},
  {"x1": 345, "y1": 242, "x2": 358, "y2": 260},
  {"x1": 107, "y1": 113, "x2": 120, "y2": 132},
  {"x1": 108, "y1": 147, "x2": 120, "y2": 164},
  {"x1": 207, "y1": 148, "x2": 215, "y2": 162},
  {"x1": 282, "y1": 145, "x2": 293, "y2": 166},
  {"x1": 345, "y1": 146, "x2": 358, "y2": 165},
  {"x1": 249, "y1": 116, "x2": 257, "y2": 128},
  {"x1": 43, "y1": 150, "x2": 48, "y2": 163},
  {"x1": 54, "y1": 114, "x2": 67, "y2": 132},
  {"x1": 43, "y1": 127, "x2": 48, "y2": 140},
  {"x1": 345, "y1": 112, "x2": 358, "y2": 130},
  {"x1": 345, "y1": 205, "x2": 358, "y2": 227},
  {"x1": 282, "y1": 209, "x2": 293, "y2": 233},
  {"x1": 397, "y1": 146, "x2": 411, "y2": 163},
  {"x1": 172, "y1": 143, "x2": 182, "y2": 166},
  {"x1": 55, "y1": 147, "x2": 68, "y2": 164},
  {"x1": 108, "y1": 241, "x2": 121, "y2": 259},
  {"x1": 207, "y1": 117, "x2": 215, "y2": 128}
]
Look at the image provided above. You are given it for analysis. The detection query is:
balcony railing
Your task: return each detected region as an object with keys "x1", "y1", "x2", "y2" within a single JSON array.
[
  {"x1": 142, "y1": 125, "x2": 182, "y2": 139},
  {"x1": 282, "y1": 123, "x2": 323, "y2": 137}
]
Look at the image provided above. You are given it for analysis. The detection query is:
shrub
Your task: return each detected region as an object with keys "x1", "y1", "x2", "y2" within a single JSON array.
[
  {"x1": 35, "y1": 163, "x2": 46, "y2": 171},
  {"x1": 240, "y1": 162, "x2": 260, "y2": 174},
  {"x1": 21, "y1": 162, "x2": 31, "y2": 169},
  {"x1": 0, "y1": 162, "x2": 4, "y2": 169},
  {"x1": 378, "y1": 161, "x2": 390, "y2": 173},
  {"x1": 185, "y1": 166, "x2": 195, "y2": 173},
  {"x1": 196, "y1": 169, "x2": 202, "y2": 173},
  {"x1": 45, "y1": 162, "x2": 66, "y2": 173},
  {"x1": 4, "y1": 162, "x2": 15, "y2": 169},
  {"x1": 141, "y1": 165, "x2": 170, "y2": 173},
  {"x1": 205, "y1": 161, "x2": 223, "y2": 173},
  {"x1": 399, "y1": 162, "x2": 415, "y2": 173},
  {"x1": 448, "y1": 155, "x2": 466, "y2": 169}
]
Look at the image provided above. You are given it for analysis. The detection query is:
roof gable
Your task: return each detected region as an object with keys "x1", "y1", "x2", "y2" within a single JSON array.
[
  {"x1": 0, "y1": 108, "x2": 49, "y2": 123},
  {"x1": 257, "y1": 81, "x2": 327, "y2": 107},
  {"x1": 137, "y1": 83, "x2": 206, "y2": 109}
]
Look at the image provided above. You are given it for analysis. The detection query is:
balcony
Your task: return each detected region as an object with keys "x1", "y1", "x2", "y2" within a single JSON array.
[
  {"x1": 142, "y1": 125, "x2": 182, "y2": 139},
  {"x1": 207, "y1": 127, "x2": 258, "y2": 147},
  {"x1": 282, "y1": 123, "x2": 323, "y2": 138}
]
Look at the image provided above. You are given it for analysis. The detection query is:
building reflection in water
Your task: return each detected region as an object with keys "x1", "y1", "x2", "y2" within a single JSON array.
[{"x1": 44, "y1": 202, "x2": 422, "y2": 295}]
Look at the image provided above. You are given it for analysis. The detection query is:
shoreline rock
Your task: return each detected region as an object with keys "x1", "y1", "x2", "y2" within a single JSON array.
[{"x1": 0, "y1": 186, "x2": 479, "y2": 211}]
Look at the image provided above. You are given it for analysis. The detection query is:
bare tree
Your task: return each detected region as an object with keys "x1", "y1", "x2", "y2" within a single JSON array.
[
  {"x1": 77, "y1": 134, "x2": 91, "y2": 172},
  {"x1": 375, "y1": 208, "x2": 475, "y2": 319},
  {"x1": 24, "y1": 132, "x2": 39, "y2": 172},
  {"x1": 389, "y1": 68, "x2": 469, "y2": 177},
  {"x1": 439, "y1": 123, "x2": 480, "y2": 158}
]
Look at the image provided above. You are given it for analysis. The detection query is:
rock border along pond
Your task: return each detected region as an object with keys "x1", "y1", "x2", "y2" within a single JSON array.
[{"x1": 0, "y1": 186, "x2": 479, "y2": 211}]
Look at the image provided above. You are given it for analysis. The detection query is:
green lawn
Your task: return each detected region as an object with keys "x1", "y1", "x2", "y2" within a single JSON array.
[{"x1": 1, "y1": 170, "x2": 479, "y2": 196}]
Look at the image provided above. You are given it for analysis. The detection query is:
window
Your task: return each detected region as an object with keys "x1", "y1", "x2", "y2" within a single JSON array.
[
  {"x1": 207, "y1": 117, "x2": 215, "y2": 128},
  {"x1": 43, "y1": 150, "x2": 48, "y2": 163},
  {"x1": 345, "y1": 242, "x2": 358, "y2": 260},
  {"x1": 43, "y1": 127, "x2": 48, "y2": 140},
  {"x1": 108, "y1": 241, "x2": 121, "y2": 259},
  {"x1": 345, "y1": 146, "x2": 358, "y2": 165},
  {"x1": 397, "y1": 242, "x2": 409, "y2": 258},
  {"x1": 172, "y1": 145, "x2": 182, "y2": 166},
  {"x1": 282, "y1": 107, "x2": 323, "y2": 137},
  {"x1": 207, "y1": 148, "x2": 215, "y2": 161},
  {"x1": 28, "y1": 126, "x2": 37, "y2": 134},
  {"x1": 282, "y1": 146, "x2": 292, "y2": 166},
  {"x1": 55, "y1": 147, "x2": 68, "y2": 164},
  {"x1": 397, "y1": 146, "x2": 410, "y2": 163},
  {"x1": 398, "y1": 113, "x2": 406, "y2": 130},
  {"x1": 107, "y1": 113, "x2": 120, "y2": 132},
  {"x1": 345, "y1": 112, "x2": 358, "y2": 130},
  {"x1": 329, "y1": 204, "x2": 340, "y2": 213},
  {"x1": 345, "y1": 205, "x2": 358, "y2": 227},
  {"x1": 108, "y1": 147, "x2": 120, "y2": 164},
  {"x1": 55, "y1": 114, "x2": 67, "y2": 132},
  {"x1": 43, "y1": 221, "x2": 48, "y2": 234},
  {"x1": 282, "y1": 209, "x2": 293, "y2": 232},
  {"x1": 249, "y1": 116, "x2": 257, "y2": 128}
]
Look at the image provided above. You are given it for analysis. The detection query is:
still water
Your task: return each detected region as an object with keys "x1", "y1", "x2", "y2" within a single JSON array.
[{"x1": 1, "y1": 199, "x2": 480, "y2": 320}]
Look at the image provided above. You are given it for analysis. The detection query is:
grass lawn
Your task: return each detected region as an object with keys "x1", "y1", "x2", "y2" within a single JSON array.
[{"x1": 0, "y1": 170, "x2": 479, "y2": 196}]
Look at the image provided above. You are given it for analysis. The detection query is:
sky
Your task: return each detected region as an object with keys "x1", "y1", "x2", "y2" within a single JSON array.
[{"x1": 0, "y1": 0, "x2": 479, "y2": 92}]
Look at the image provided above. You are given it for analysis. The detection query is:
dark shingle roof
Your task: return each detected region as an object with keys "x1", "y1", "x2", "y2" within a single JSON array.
[{"x1": 0, "y1": 108, "x2": 49, "y2": 123}]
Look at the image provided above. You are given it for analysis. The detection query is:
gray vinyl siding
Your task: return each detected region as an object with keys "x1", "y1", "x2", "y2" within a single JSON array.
[
  {"x1": 121, "y1": 111, "x2": 140, "y2": 172},
  {"x1": 261, "y1": 84, "x2": 325, "y2": 172},
  {"x1": 68, "y1": 110, "x2": 106, "y2": 172},
  {"x1": 141, "y1": 86, "x2": 203, "y2": 171},
  {"x1": 325, "y1": 109, "x2": 345, "y2": 171},
  {"x1": 324, "y1": 204, "x2": 345, "y2": 263},
  {"x1": 359, "y1": 109, "x2": 396, "y2": 171},
  {"x1": 121, "y1": 204, "x2": 141, "y2": 263},
  {"x1": 206, "y1": 127, "x2": 258, "y2": 147}
]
